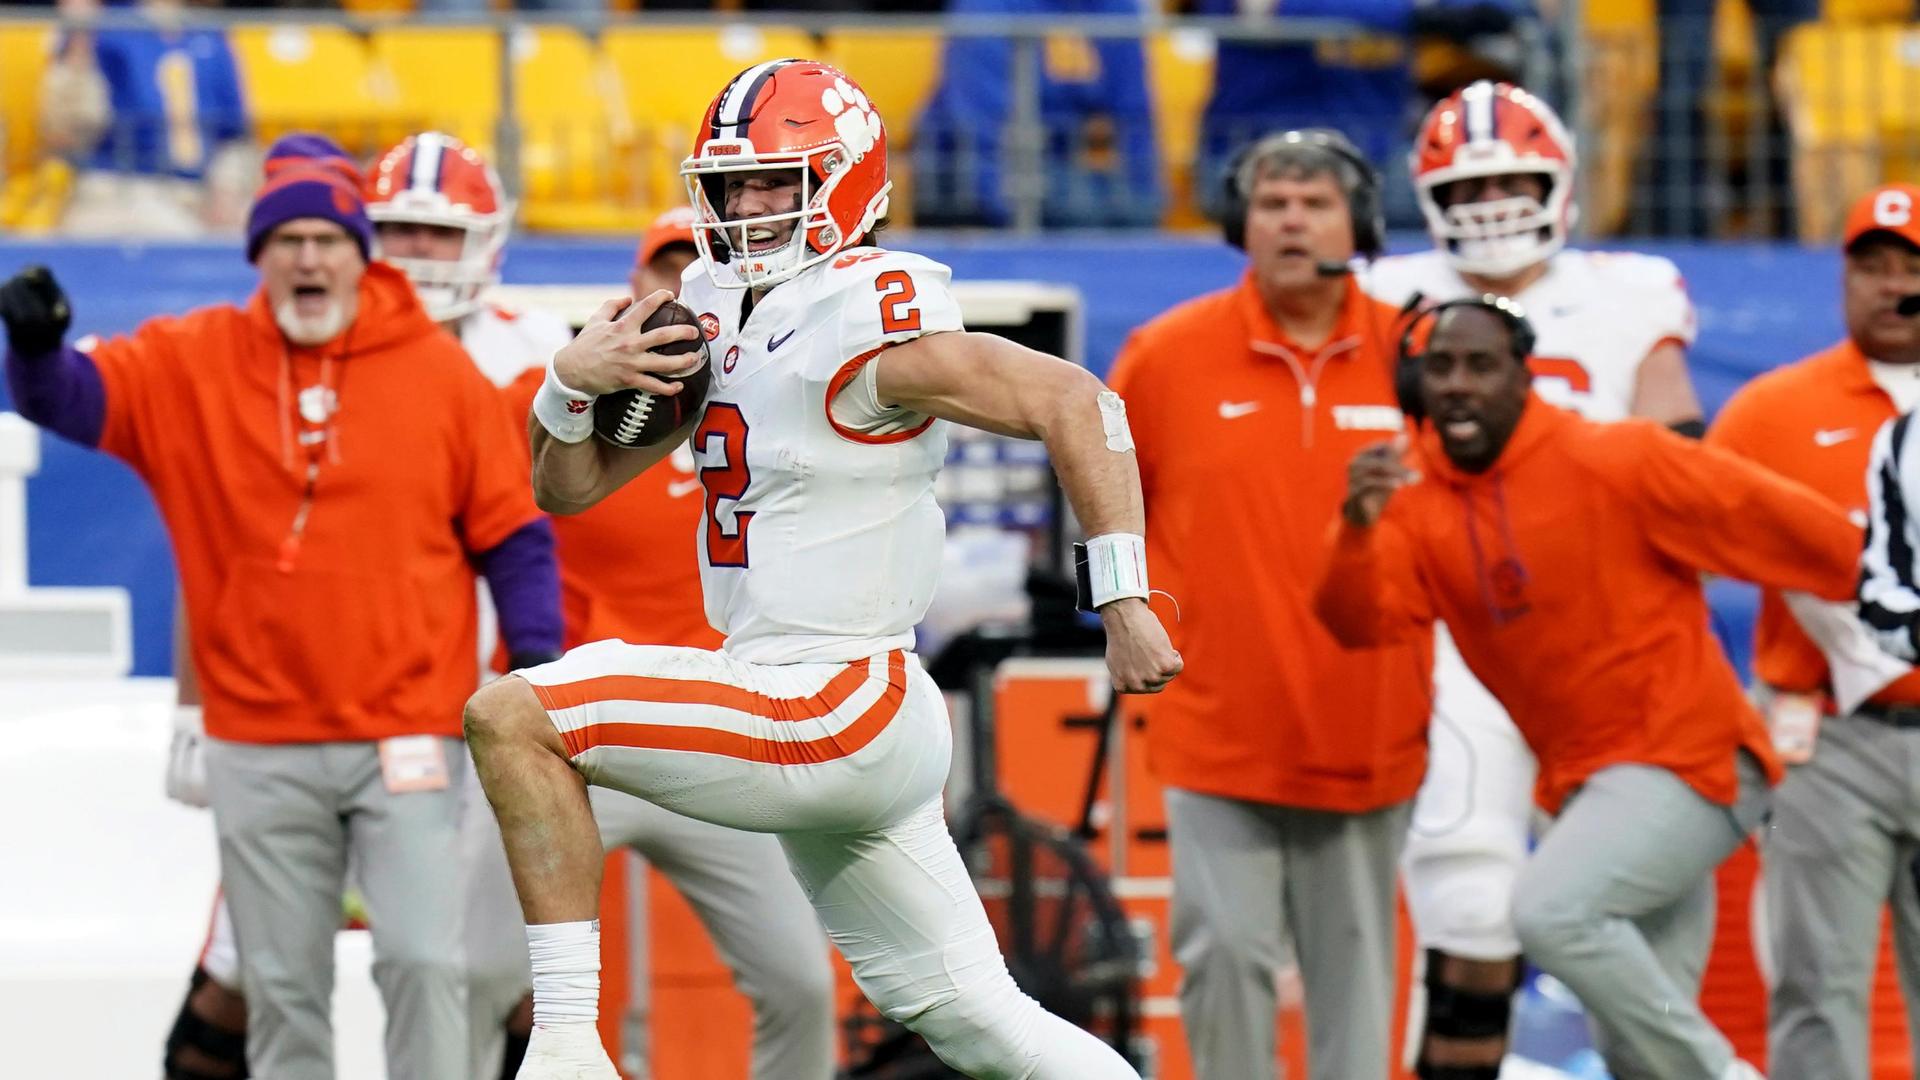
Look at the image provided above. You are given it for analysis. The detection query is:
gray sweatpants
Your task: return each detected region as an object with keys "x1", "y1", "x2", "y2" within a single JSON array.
[
  {"x1": 204, "y1": 736, "x2": 470, "y2": 1080},
  {"x1": 1165, "y1": 787, "x2": 1411, "y2": 1080},
  {"x1": 465, "y1": 782, "x2": 835, "y2": 1080},
  {"x1": 1512, "y1": 753, "x2": 1770, "y2": 1080},
  {"x1": 1764, "y1": 715, "x2": 1920, "y2": 1080}
]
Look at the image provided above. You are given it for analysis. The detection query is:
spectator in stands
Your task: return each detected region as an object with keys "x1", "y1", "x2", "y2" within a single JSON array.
[
  {"x1": 41, "y1": 0, "x2": 253, "y2": 237},
  {"x1": 1728, "y1": 183, "x2": 1920, "y2": 1080},
  {"x1": 1107, "y1": 130, "x2": 1427, "y2": 1080},
  {"x1": 1647, "y1": 0, "x2": 1816, "y2": 237},
  {"x1": 1191, "y1": 0, "x2": 1535, "y2": 229},
  {"x1": 0, "y1": 133, "x2": 561, "y2": 1080},
  {"x1": 1192, "y1": 0, "x2": 1419, "y2": 228},
  {"x1": 913, "y1": 0, "x2": 1162, "y2": 228}
]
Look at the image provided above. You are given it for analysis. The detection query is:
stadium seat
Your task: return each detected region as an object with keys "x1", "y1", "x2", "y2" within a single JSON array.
[
  {"x1": 510, "y1": 26, "x2": 643, "y2": 233},
  {"x1": 1825, "y1": 0, "x2": 1912, "y2": 22},
  {"x1": 368, "y1": 26, "x2": 499, "y2": 155},
  {"x1": 1144, "y1": 29, "x2": 1214, "y2": 229},
  {"x1": 230, "y1": 24, "x2": 400, "y2": 159},
  {"x1": 1576, "y1": 0, "x2": 1658, "y2": 235},
  {"x1": 0, "y1": 24, "x2": 56, "y2": 182},
  {"x1": 1777, "y1": 22, "x2": 1920, "y2": 241},
  {"x1": 601, "y1": 25, "x2": 818, "y2": 214}
]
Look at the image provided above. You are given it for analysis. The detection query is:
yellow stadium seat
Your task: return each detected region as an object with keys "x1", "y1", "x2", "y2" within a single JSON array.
[
  {"x1": 0, "y1": 24, "x2": 56, "y2": 180},
  {"x1": 1778, "y1": 22, "x2": 1920, "y2": 241},
  {"x1": 230, "y1": 24, "x2": 400, "y2": 157},
  {"x1": 1825, "y1": 0, "x2": 1912, "y2": 22},
  {"x1": 1145, "y1": 29, "x2": 1215, "y2": 228},
  {"x1": 601, "y1": 25, "x2": 818, "y2": 214},
  {"x1": 821, "y1": 31, "x2": 942, "y2": 139},
  {"x1": 368, "y1": 26, "x2": 499, "y2": 154},
  {"x1": 511, "y1": 26, "x2": 644, "y2": 233}
]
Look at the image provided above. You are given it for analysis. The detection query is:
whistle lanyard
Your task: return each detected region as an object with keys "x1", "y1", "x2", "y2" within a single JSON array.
[{"x1": 275, "y1": 347, "x2": 345, "y2": 574}]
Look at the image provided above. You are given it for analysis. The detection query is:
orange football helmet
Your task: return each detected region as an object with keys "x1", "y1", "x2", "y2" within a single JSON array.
[
  {"x1": 1411, "y1": 81, "x2": 1576, "y2": 278},
  {"x1": 364, "y1": 132, "x2": 511, "y2": 322},
  {"x1": 681, "y1": 59, "x2": 891, "y2": 289}
]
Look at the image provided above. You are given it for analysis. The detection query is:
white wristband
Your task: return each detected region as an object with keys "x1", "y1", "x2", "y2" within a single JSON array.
[
  {"x1": 532, "y1": 363, "x2": 596, "y2": 444},
  {"x1": 1085, "y1": 532, "x2": 1149, "y2": 608}
]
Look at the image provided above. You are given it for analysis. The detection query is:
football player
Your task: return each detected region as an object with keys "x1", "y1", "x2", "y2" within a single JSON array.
[
  {"x1": 367, "y1": 137, "x2": 838, "y2": 1080},
  {"x1": 1364, "y1": 81, "x2": 1707, "y2": 1080},
  {"x1": 464, "y1": 59, "x2": 1181, "y2": 1079}
]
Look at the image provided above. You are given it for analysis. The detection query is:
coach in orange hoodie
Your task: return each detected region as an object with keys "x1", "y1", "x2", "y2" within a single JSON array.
[
  {"x1": 1109, "y1": 129, "x2": 1429, "y2": 1079},
  {"x1": 0, "y1": 135, "x2": 556, "y2": 1080},
  {"x1": 1318, "y1": 298, "x2": 1860, "y2": 1080}
]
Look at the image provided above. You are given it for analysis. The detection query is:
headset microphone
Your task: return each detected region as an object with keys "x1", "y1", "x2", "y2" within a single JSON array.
[
  {"x1": 1316, "y1": 261, "x2": 1354, "y2": 277},
  {"x1": 1898, "y1": 293, "x2": 1920, "y2": 317}
]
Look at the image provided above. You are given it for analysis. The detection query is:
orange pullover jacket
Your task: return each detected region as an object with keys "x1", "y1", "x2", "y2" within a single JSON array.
[{"x1": 1315, "y1": 396, "x2": 1859, "y2": 812}]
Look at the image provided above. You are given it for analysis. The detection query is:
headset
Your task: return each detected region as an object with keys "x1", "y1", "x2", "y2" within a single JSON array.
[
  {"x1": 1393, "y1": 294, "x2": 1537, "y2": 422},
  {"x1": 1218, "y1": 128, "x2": 1385, "y2": 262}
]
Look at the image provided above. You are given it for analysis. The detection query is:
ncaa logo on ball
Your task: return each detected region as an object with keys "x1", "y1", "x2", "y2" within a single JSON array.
[
  {"x1": 724, "y1": 344, "x2": 741, "y2": 374},
  {"x1": 698, "y1": 312, "x2": 722, "y2": 340}
]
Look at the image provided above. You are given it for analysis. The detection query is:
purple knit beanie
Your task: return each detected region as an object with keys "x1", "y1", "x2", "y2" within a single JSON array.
[{"x1": 246, "y1": 133, "x2": 373, "y2": 263}]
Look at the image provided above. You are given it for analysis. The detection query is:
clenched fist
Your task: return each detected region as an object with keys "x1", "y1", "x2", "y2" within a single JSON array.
[
  {"x1": 0, "y1": 266, "x2": 72, "y2": 357},
  {"x1": 1101, "y1": 597, "x2": 1183, "y2": 694}
]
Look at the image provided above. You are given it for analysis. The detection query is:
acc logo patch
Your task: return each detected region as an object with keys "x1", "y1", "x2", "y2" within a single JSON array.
[{"x1": 698, "y1": 312, "x2": 722, "y2": 340}]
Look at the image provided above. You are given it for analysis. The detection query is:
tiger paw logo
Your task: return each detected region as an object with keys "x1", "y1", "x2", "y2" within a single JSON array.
[
  {"x1": 565, "y1": 399, "x2": 589, "y2": 415},
  {"x1": 820, "y1": 77, "x2": 882, "y2": 162}
]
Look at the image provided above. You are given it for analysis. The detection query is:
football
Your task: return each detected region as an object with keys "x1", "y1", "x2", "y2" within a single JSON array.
[{"x1": 591, "y1": 299, "x2": 713, "y2": 448}]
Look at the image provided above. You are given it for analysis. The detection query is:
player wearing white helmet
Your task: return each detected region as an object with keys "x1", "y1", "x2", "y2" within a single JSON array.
[
  {"x1": 463, "y1": 58, "x2": 1180, "y2": 1079},
  {"x1": 1365, "y1": 81, "x2": 1706, "y2": 1080}
]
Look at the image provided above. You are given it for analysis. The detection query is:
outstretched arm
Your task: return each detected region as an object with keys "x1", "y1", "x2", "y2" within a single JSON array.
[{"x1": 872, "y1": 331, "x2": 1182, "y2": 693}]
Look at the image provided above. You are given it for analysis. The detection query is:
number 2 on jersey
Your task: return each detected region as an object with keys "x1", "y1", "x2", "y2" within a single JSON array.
[
  {"x1": 876, "y1": 270, "x2": 921, "y2": 333},
  {"x1": 696, "y1": 403, "x2": 753, "y2": 567},
  {"x1": 1527, "y1": 355, "x2": 1592, "y2": 396}
]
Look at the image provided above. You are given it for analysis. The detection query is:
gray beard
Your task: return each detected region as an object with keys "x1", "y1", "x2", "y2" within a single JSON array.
[{"x1": 274, "y1": 298, "x2": 349, "y2": 346}]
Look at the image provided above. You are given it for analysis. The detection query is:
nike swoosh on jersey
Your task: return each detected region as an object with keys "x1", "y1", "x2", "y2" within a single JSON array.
[
  {"x1": 667, "y1": 478, "x2": 703, "y2": 498},
  {"x1": 769, "y1": 329, "x2": 797, "y2": 351},
  {"x1": 1813, "y1": 428, "x2": 1858, "y2": 447},
  {"x1": 1218, "y1": 400, "x2": 1261, "y2": 419}
]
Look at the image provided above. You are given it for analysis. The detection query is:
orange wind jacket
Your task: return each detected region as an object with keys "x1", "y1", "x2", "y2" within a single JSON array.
[
  {"x1": 1110, "y1": 273, "x2": 1432, "y2": 812},
  {"x1": 89, "y1": 263, "x2": 542, "y2": 744},
  {"x1": 1315, "y1": 396, "x2": 1859, "y2": 812}
]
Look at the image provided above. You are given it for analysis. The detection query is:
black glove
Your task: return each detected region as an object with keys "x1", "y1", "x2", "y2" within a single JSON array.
[
  {"x1": 507, "y1": 650, "x2": 562, "y2": 673},
  {"x1": 0, "y1": 266, "x2": 72, "y2": 358}
]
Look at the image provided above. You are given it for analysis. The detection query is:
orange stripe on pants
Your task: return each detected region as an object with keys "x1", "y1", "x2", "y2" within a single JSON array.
[{"x1": 555, "y1": 651, "x2": 907, "y2": 765}]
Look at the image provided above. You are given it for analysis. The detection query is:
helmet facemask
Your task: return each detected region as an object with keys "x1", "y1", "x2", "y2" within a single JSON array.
[
  {"x1": 369, "y1": 199, "x2": 508, "y2": 323},
  {"x1": 1417, "y1": 165, "x2": 1575, "y2": 280},
  {"x1": 684, "y1": 143, "x2": 880, "y2": 290}
]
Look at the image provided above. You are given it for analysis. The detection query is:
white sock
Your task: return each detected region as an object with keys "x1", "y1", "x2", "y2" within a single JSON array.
[{"x1": 526, "y1": 919, "x2": 601, "y2": 1026}]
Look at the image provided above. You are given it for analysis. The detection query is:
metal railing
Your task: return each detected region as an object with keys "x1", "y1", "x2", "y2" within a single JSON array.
[{"x1": 22, "y1": 5, "x2": 1904, "y2": 243}]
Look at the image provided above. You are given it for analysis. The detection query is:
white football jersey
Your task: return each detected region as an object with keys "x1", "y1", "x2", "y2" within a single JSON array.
[
  {"x1": 678, "y1": 246, "x2": 963, "y2": 665},
  {"x1": 1365, "y1": 249, "x2": 1696, "y2": 421},
  {"x1": 459, "y1": 300, "x2": 576, "y2": 389}
]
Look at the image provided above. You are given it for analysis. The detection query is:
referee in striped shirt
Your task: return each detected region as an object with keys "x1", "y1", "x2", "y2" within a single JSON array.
[{"x1": 1864, "y1": 411, "x2": 1920, "y2": 658}]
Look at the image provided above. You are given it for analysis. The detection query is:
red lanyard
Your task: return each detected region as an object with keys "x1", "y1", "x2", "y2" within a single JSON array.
[{"x1": 276, "y1": 349, "x2": 343, "y2": 574}]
